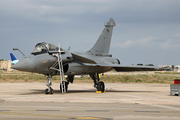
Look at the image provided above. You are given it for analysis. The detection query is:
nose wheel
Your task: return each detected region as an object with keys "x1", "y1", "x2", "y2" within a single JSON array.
[
  {"x1": 45, "y1": 87, "x2": 54, "y2": 94},
  {"x1": 45, "y1": 75, "x2": 54, "y2": 94}
]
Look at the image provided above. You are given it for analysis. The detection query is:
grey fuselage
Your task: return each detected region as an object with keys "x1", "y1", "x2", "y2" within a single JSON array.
[
  {"x1": 11, "y1": 43, "x2": 119, "y2": 76},
  {"x1": 11, "y1": 18, "x2": 120, "y2": 75}
]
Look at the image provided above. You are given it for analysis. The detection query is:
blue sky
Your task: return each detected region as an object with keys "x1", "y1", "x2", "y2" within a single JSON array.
[{"x1": 1, "y1": 0, "x2": 180, "y2": 66}]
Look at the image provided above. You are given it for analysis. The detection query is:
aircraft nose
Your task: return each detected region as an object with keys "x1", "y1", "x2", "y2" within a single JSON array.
[{"x1": 11, "y1": 59, "x2": 30, "y2": 71}]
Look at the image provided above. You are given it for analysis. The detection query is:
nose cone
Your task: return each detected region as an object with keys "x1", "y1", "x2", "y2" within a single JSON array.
[{"x1": 11, "y1": 59, "x2": 30, "y2": 71}]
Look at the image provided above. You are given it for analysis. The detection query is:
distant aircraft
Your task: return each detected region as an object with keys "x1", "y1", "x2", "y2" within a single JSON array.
[
  {"x1": 11, "y1": 18, "x2": 165, "y2": 94},
  {"x1": 10, "y1": 53, "x2": 19, "y2": 65}
]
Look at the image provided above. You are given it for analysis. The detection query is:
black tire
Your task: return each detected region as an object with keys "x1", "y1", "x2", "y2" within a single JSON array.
[
  {"x1": 45, "y1": 89, "x2": 49, "y2": 94},
  {"x1": 97, "y1": 81, "x2": 105, "y2": 92},
  {"x1": 49, "y1": 88, "x2": 54, "y2": 94},
  {"x1": 60, "y1": 81, "x2": 68, "y2": 93}
]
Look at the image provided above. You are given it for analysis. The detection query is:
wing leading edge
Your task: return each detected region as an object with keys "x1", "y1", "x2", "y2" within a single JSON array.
[
  {"x1": 113, "y1": 65, "x2": 164, "y2": 72},
  {"x1": 71, "y1": 53, "x2": 97, "y2": 64},
  {"x1": 81, "y1": 63, "x2": 166, "y2": 72},
  {"x1": 71, "y1": 53, "x2": 166, "y2": 72}
]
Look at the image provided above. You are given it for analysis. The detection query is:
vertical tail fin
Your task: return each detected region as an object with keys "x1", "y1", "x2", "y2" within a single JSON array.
[
  {"x1": 87, "y1": 18, "x2": 116, "y2": 56},
  {"x1": 10, "y1": 53, "x2": 19, "y2": 64}
]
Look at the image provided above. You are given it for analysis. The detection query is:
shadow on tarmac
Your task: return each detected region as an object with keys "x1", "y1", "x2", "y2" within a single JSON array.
[{"x1": 18, "y1": 89, "x2": 157, "y2": 95}]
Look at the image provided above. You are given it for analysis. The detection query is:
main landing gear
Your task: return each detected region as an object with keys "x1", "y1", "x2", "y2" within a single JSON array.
[
  {"x1": 60, "y1": 75, "x2": 74, "y2": 93},
  {"x1": 45, "y1": 74, "x2": 54, "y2": 94},
  {"x1": 45, "y1": 73, "x2": 104, "y2": 94},
  {"x1": 90, "y1": 73, "x2": 105, "y2": 92},
  {"x1": 45, "y1": 75, "x2": 74, "y2": 94}
]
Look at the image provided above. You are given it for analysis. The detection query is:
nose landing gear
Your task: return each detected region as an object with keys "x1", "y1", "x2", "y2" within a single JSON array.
[{"x1": 45, "y1": 74, "x2": 54, "y2": 94}]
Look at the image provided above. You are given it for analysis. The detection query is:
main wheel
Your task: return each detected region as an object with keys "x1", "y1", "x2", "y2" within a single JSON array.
[
  {"x1": 60, "y1": 81, "x2": 68, "y2": 93},
  {"x1": 97, "y1": 81, "x2": 105, "y2": 92}
]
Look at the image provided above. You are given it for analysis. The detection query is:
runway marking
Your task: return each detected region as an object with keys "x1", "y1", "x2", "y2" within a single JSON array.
[
  {"x1": 0, "y1": 110, "x2": 10, "y2": 111},
  {"x1": 36, "y1": 110, "x2": 60, "y2": 111},
  {"x1": 1, "y1": 109, "x2": 180, "y2": 113},
  {"x1": 0, "y1": 111, "x2": 105, "y2": 119},
  {"x1": 135, "y1": 111, "x2": 160, "y2": 113},
  {"x1": 85, "y1": 110, "x2": 109, "y2": 112}
]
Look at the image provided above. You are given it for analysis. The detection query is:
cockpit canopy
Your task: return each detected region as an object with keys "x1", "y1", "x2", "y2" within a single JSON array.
[{"x1": 31, "y1": 42, "x2": 64, "y2": 55}]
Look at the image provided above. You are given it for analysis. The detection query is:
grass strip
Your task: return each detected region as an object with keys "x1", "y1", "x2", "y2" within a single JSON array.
[{"x1": 0, "y1": 71, "x2": 179, "y2": 84}]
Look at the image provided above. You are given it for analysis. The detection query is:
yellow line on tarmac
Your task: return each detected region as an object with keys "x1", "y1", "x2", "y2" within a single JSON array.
[{"x1": 0, "y1": 112, "x2": 103, "y2": 119}]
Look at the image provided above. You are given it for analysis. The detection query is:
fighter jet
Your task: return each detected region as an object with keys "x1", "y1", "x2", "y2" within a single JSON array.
[{"x1": 11, "y1": 18, "x2": 164, "y2": 94}]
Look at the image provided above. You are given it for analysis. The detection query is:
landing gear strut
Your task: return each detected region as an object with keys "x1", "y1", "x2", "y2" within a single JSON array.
[
  {"x1": 90, "y1": 73, "x2": 105, "y2": 92},
  {"x1": 45, "y1": 74, "x2": 54, "y2": 94}
]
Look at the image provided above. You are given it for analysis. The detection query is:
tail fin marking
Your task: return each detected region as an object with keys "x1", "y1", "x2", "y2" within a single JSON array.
[
  {"x1": 10, "y1": 53, "x2": 19, "y2": 64},
  {"x1": 87, "y1": 18, "x2": 116, "y2": 56}
]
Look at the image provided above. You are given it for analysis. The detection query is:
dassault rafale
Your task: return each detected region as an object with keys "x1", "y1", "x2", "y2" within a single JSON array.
[{"x1": 11, "y1": 18, "x2": 165, "y2": 94}]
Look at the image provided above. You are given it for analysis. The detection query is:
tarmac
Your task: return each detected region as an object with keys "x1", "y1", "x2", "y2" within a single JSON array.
[{"x1": 0, "y1": 82, "x2": 180, "y2": 120}]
